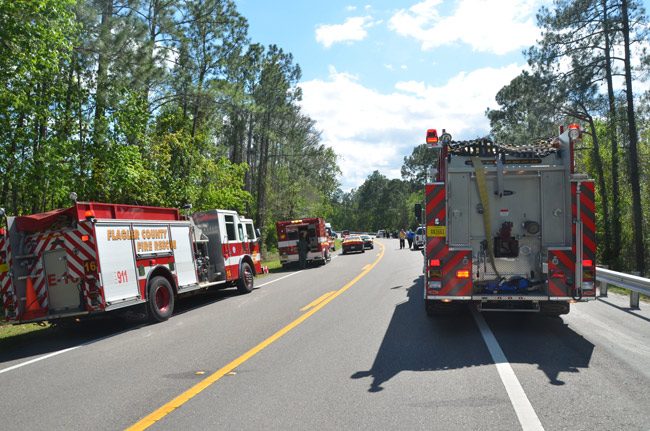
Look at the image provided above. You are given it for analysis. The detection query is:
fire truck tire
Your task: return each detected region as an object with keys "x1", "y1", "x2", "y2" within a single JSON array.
[
  {"x1": 147, "y1": 276, "x2": 174, "y2": 323},
  {"x1": 237, "y1": 262, "x2": 254, "y2": 294}
]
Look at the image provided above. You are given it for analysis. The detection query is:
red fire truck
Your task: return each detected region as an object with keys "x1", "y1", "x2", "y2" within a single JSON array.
[
  {"x1": 0, "y1": 202, "x2": 262, "y2": 324},
  {"x1": 422, "y1": 125, "x2": 596, "y2": 316},
  {"x1": 276, "y1": 218, "x2": 332, "y2": 267}
]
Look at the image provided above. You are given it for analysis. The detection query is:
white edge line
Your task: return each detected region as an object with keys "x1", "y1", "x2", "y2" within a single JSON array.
[
  {"x1": 472, "y1": 308, "x2": 545, "y2": 431},
  {"x1": 1, "y1": 271, "x2": 303, "y2": 375},
  {"x1": 0, "y1": 346, "x2": 81, "y2": 375},
  {"x1": 256, "y1": 270, "x2": 301, "y2": 288},
  {"x1": 0, "y1": 329, "x2": 125, "y2": 375}
]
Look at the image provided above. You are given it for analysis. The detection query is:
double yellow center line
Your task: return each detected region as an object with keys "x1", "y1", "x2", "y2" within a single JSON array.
[{"x1": 126, "y1": 242, "x2": 385, "y2": 430}]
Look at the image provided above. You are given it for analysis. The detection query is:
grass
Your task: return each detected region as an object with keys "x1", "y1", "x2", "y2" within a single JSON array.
[
  {"x1": 260, "y1": 250, "x2": 282, "y2": 275},
  {"x1": 0, "y1": 318, "x2": 51, "y2": 341}
]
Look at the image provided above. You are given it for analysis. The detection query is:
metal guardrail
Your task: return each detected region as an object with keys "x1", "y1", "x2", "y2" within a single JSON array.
[{"x1": 596, "y1": 267, "x2": 650, "y2": 309}]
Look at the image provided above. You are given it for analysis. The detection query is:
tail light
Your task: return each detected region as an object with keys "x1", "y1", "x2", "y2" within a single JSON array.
[
  {"x1": 456, "y1": 270, "x2": 470, "y2": 279},
  {"x1": 582, "y1": 260, "x2": 595, "y2": 282}
]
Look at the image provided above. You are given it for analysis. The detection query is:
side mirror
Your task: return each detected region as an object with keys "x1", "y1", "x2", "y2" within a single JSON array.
[
  {"x1": 256, "y1": 228, "x2": 261, "y2": 238},
  {"x1": 414, "y1": 204, "x2": 422, "y2": 221}
]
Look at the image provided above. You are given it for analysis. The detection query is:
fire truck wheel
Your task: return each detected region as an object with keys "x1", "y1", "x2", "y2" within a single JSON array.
[
  {"x1": 147, "y1": 276, "x2": 174, "y2": 322},
  {"x1": 237, "y1": 262, "x2": 254, "y2": 294}
]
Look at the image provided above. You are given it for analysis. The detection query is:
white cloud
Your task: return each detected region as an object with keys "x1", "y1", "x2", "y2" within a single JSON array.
[
  {"x1": 315, "y1": 16, "x2": 375, "y2": 48},
  {"x1": 389, "y1": 0, "x2": 548, "y2": 55},
  {"x1": 299, "y1": 63, "x2": 525, "y2": 191},
  {"x1": 345, "y1": 5, "x2": 357, "y2": 11}
]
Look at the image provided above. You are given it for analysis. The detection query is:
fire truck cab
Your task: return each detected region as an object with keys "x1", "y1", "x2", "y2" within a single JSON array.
[{"x1": 422, "y1": 126, "x2": 596, "y2": 316}]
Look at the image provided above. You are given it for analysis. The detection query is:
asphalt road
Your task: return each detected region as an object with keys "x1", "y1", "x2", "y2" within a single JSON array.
[{"x1": 1, "y1": 239, "x2": 649, "y2": 430}]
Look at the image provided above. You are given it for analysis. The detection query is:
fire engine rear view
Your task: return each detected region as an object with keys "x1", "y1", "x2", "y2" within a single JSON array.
[{"x1": 422, "y1": 125, "x2": 596, "y2": 316}]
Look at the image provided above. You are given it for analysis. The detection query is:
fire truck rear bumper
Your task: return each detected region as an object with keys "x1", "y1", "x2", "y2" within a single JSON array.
[
  {"x1": 280, "y1": 252, "x2": 325, "y2": 264},
  {"x1": 425, "y1": 295, "x2": 595, "y2": 302}
]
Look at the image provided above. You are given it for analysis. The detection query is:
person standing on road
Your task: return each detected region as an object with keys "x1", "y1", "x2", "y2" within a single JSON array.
[
  {"x1": 406, "y1": 229, "x2": 414, "y2": 249},
  {"x1": 399, "y1": 229, "x2": 406, "y2": 249},
  {"x1": 298, "y1": 230, "x2": 309, "y2": 269}
]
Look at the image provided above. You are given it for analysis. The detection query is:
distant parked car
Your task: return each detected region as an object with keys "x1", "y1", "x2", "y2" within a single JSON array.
[
  {"x1": 376, "y1": 229, "x2": 386, "y2": 238},
  {"x1": 342, "y1": 235, "x2": 364, "y2": 254},
  {"x1": 414, "y1": 226, "x2": 425, "y2": 249},
  {"x1": 360, "y1": 234, "x2": 374, "y2": 249}
]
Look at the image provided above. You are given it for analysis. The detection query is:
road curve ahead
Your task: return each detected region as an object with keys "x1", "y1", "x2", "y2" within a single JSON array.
[{"x1": 0, "y1": 238, "x2": 649, "y2": 430}]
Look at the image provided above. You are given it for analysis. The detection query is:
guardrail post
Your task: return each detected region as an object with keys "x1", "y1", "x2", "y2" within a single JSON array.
[
  {"x1": 630, "y1": 271, "x2": 640, "y2": 309},
  {"x1": 599, "y1": 282, "x2": 608, "y2": 297},
  {"x1": 598, "y1": 265, "x2": 608, "y2": 297}
]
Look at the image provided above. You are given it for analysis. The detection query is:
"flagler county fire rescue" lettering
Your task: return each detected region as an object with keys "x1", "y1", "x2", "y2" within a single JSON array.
[{"x1": 106, "y1": 228, "x2": 177, "y2": 253}]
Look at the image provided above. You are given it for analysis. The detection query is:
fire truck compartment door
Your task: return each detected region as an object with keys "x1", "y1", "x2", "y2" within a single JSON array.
[
  {"x1": 43, "y1": 249, "x2": 82, "y2": 312},
  {"x1": 541, "y1": 171, "x2": 569, "y2": 246},
  {"x1": 448, "y1": 173, "x2": 470, "y2": 246},
  {"x1": 95, "y1": 225, "x2": 139, "y2": 304},
  {"x1": 170, "y1": 225, "x2": 198, "y2": 288}
]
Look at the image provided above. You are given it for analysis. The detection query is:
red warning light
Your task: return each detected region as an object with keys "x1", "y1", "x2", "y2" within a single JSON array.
[{"x1": 426, "y1": 129, "x2": 438, "y2": 145}]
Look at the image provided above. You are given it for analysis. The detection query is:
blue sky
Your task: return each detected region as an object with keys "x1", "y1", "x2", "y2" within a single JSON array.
[{"x1": 236, "y1": 0, "x2": 650, "y2": 191}]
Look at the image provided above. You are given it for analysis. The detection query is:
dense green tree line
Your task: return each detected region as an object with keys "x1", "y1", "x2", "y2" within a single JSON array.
[{"x1": 0, "y1": 0, "x2": 339, "y2": 252}]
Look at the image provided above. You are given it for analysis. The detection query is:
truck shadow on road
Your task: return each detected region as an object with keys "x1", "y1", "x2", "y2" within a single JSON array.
[
  {"x1": 0, "y1": 286, "x2": 244, "y2": 364},
  {"x1": 351, "y1": 277, "x2": 594, "y2": 392}
]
